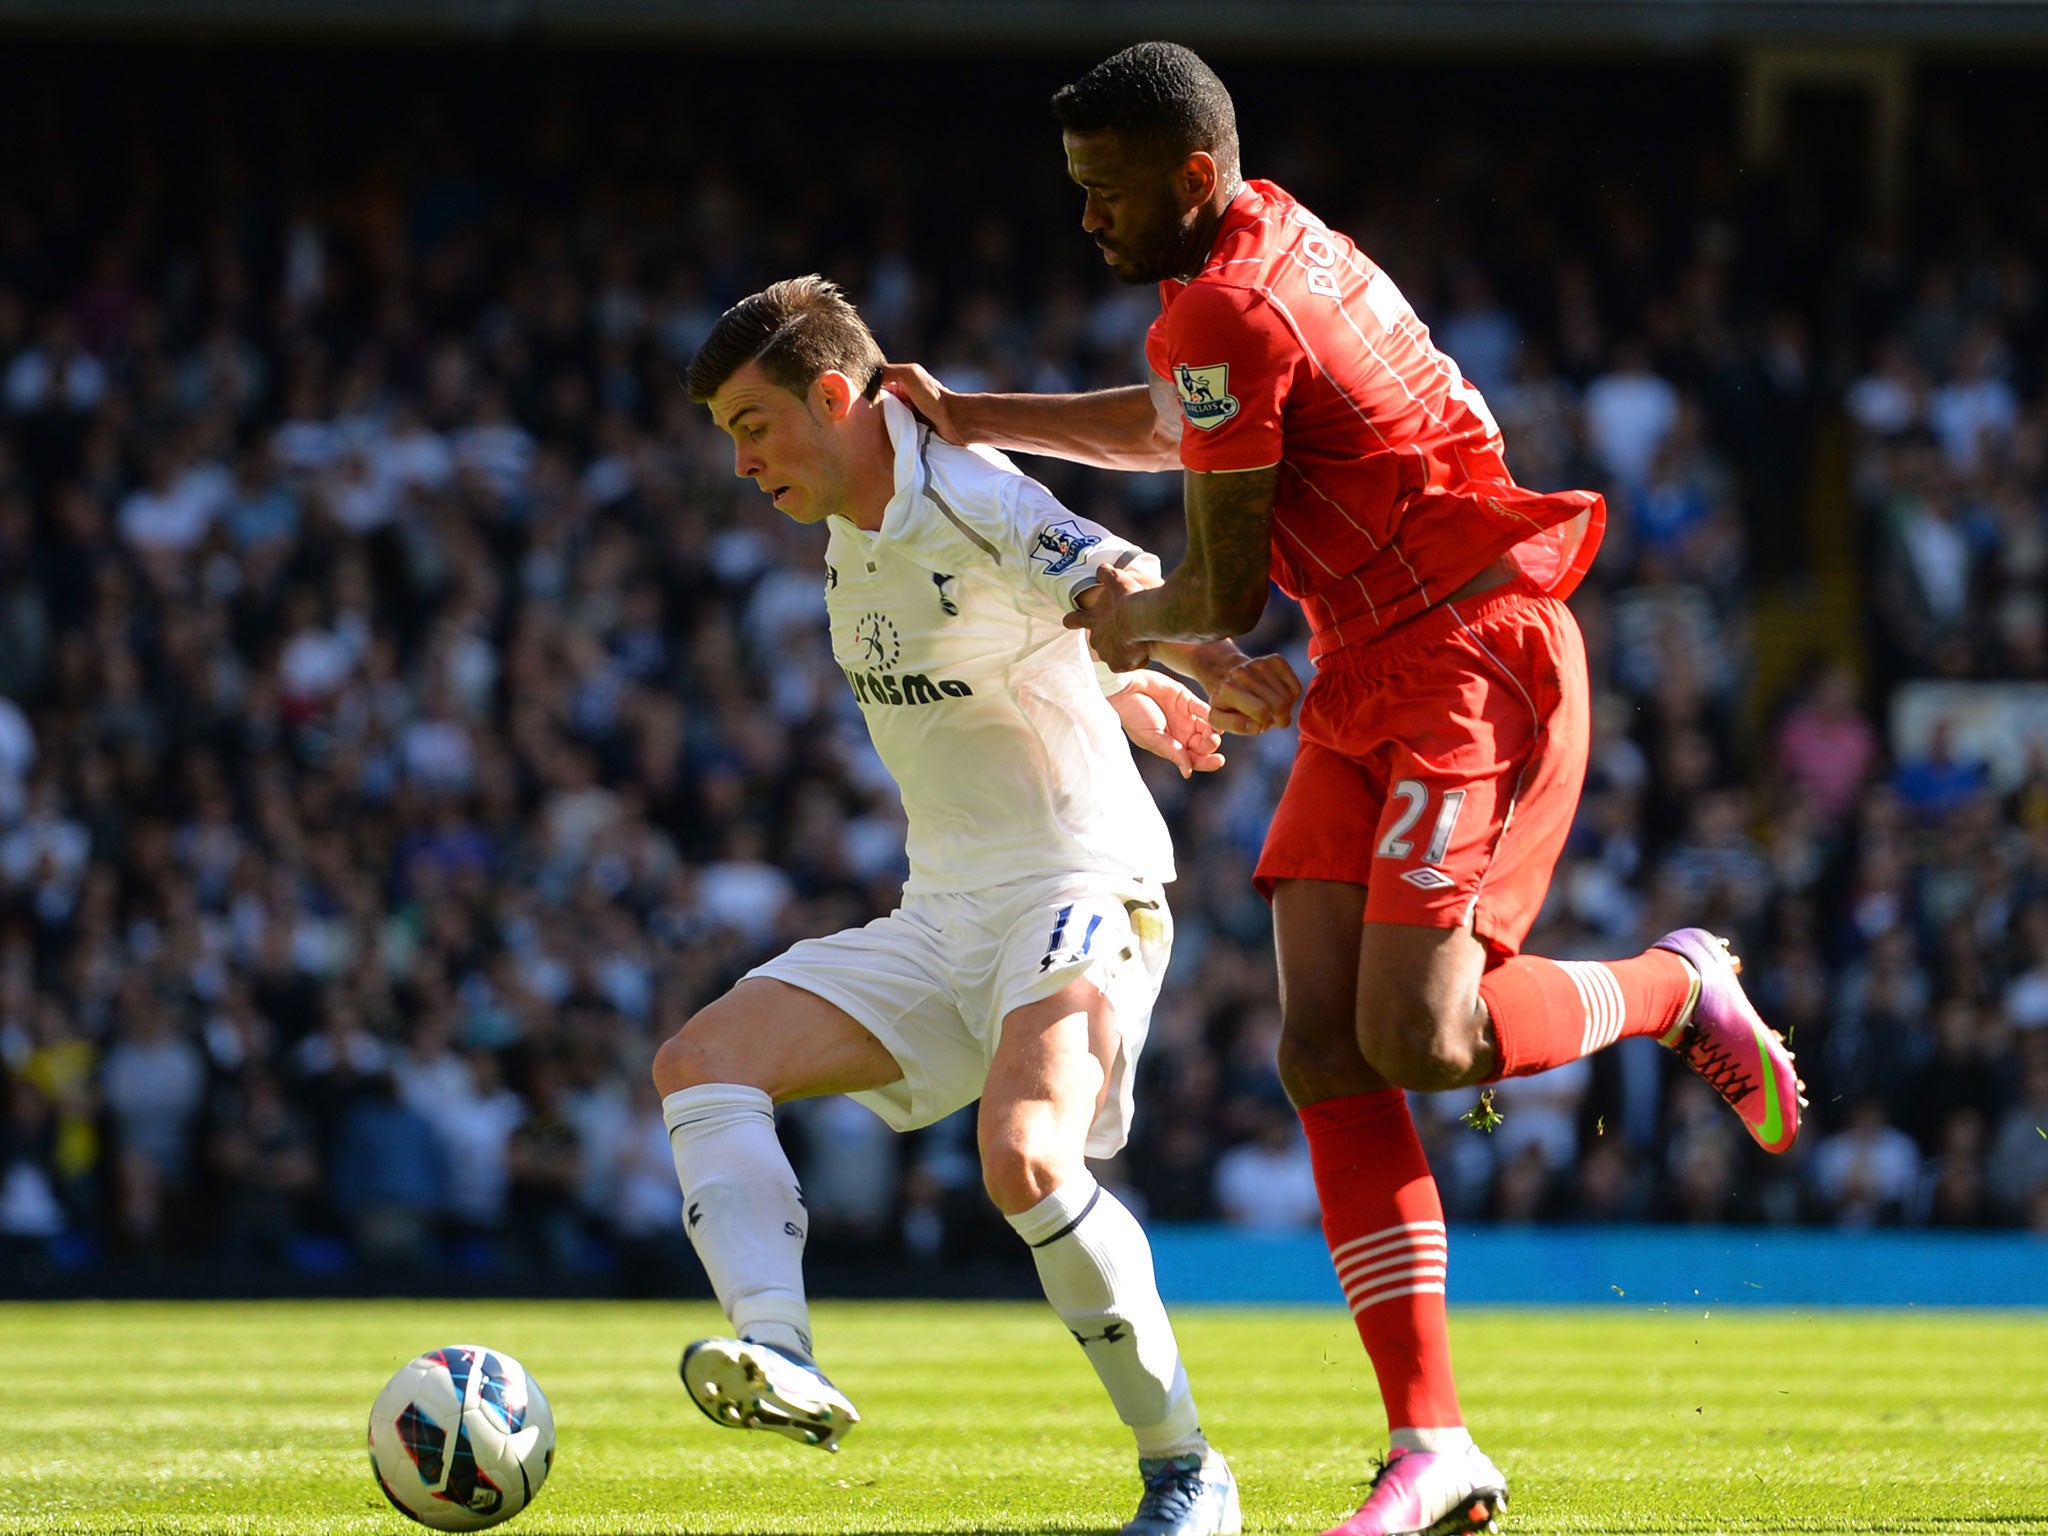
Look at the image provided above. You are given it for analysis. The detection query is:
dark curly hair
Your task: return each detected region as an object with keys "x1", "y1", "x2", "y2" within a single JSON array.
[{"x1": 1051, "y1": 41, "x2": 1240, "y2": 182}]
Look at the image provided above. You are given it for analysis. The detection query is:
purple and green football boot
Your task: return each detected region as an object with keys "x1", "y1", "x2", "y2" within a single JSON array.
[{"x1": 1653, "y1": 927, "x2": 1805, "y2": 1154}]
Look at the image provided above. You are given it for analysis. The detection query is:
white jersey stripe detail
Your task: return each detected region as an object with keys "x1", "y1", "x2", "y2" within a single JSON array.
[
  {"x1": 1303, "y1": 256, "x2": 1480, "y2": 486},
  {"x1": 1281, "y1": 464, "x2": 1385, "y2": 626},
  {"x1": 1250, "y1": 287, "x2": 1433, "y2": 608},
  {"x1": 1274, "y1": 428, "x2": 1383, "y2": 547},
  {"x1": 1272, "y1": 512, "x2": 1353, "y2": 579}
]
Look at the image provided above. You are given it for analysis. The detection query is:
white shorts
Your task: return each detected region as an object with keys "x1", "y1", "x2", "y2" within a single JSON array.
[{"x1": 745, "y1": 872, "x2": 1172, "y2": 1158}]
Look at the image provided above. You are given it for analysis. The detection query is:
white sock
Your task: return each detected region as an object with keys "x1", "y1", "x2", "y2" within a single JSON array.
[
  {"x1": 663, "y1": 1084, "x2": 813, "y2": 1360},
  {"x1": 1391, "y1": 1426, "x2": 1476, "y2": 1456},
  {"x1": 1006, "y1": 1172, "x2": 1205, "y2": 1459}
]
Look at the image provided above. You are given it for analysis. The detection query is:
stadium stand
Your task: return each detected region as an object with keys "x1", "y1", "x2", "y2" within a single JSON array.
[{"x1": 1, "y1": 41, "x2": 2045, "y2": 1292}]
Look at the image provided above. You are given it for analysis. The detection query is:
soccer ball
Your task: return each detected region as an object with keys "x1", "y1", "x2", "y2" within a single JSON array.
[{"x1": 368, "y1": 1345, "x2": 556, "y2": 1530}]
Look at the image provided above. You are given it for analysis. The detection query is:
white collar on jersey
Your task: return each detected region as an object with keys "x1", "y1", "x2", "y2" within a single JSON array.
[{"x1": 828, "y1": 389, "x2": 927, "y2": 548}]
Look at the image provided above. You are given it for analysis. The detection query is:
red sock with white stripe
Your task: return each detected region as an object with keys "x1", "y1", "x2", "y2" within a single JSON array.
[
  {"x1": 1478, "y1": 950, "x2": 1696, "y2": 1080},
  {"x1": 1299, "y1": 1089, "x2": 1462, "y2": 1437}
]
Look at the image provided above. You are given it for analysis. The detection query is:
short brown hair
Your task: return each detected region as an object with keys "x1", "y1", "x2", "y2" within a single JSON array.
[{"x1": 685, "y1": 275, "x2": 885, "y2": 405}]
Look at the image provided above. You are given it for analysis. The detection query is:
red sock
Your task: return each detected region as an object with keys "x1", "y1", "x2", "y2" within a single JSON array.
[
  {"x1": 1479, "y1": 950, "x2": 1695, "y2": 1080},
  {"x1": 1299, "y1": 1089, "x2": 1462, "y2": 1433}
]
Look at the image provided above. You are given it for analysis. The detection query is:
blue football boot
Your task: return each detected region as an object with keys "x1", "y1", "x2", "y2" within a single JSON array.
[{"x1": 1123, "y1": 1451, "x2": 1242, "y2": 1536}]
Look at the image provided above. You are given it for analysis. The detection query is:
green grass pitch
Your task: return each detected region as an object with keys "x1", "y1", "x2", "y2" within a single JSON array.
[{"x1": 3, "y1": 1300, "x2": 2042, "y2": 1534}]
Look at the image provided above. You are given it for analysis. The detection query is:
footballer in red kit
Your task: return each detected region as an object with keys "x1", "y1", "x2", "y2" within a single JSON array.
[
  {"x1": 886, "y1": 41, "x2": 1805, "y2": 1536},
  {"x1": 1145, "y1": 178, "x2": 1602, "y2": 658},
  {"x1": 1139, "y1": 175, "x2": 1603, "y2": 947}
]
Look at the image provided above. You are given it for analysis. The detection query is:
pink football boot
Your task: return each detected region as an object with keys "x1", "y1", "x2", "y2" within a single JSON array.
[{"x1": 1321, "y1": 1446, "x2": 1507, "y2": 1536}]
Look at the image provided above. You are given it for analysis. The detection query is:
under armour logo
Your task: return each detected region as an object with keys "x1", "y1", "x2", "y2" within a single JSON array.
[
  {"x1": 1070, "y1": 1322, "x2": 1128, "y2": 1347},
  {"x1": 686, "y1": 1202, "x2": 702, "y2": 1229}
]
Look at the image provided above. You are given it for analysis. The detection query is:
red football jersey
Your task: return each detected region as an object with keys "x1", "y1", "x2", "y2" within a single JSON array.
[{"x1": 1145, "y1": 179, "x2": 1604, "y2": 658}]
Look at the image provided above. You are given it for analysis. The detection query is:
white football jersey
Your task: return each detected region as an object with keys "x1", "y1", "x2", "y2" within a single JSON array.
[{"x1": 821, "y1": 394, "x2": 1175, "y2": 895}]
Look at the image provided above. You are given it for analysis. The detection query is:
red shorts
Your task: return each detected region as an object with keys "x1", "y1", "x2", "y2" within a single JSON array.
[{"x1": 1254, "y1": 576, "x2": 1589, "y2": 961}]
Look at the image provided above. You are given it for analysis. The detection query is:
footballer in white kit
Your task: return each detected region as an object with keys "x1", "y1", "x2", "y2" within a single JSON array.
[
  {"x1": 651, "y1": 276, "x2": 1299, "y2": 1536},
  {"x1": 760, "y1": 387, "x2": 1180, "y2": 1157}
]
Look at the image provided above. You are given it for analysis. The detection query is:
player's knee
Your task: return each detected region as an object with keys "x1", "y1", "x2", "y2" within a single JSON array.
[
  {"x1": 1359, "y1": 995, "x2": 1484, "y2": 1092},
  {"x1": 650, "y1": 1013, "x2": 745, "y2": 1097},
  {"x1": 1276, "y1": 1019, "x2": 1378, "y2": 1106},
  {"x1": 649, "y1": 1028, "x2": 704, "y2": 1097},
  {"x1": 978, "y1": 1130, "x2": 1071, "y2": 1217}
]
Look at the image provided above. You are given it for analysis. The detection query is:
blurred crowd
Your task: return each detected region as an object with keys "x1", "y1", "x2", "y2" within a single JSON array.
[{"x1": 2, "y1": 47, "x2": 2046, "y2": 1292}]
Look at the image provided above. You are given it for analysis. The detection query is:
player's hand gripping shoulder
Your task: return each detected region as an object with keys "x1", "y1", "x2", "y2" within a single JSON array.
[
  {"x1": 879, "y1": 362, "x2": 1179, "y2": 472},
  {"x1": 1107, "y1": 671, "x2": 1225, "y2": 779},
  {"x1": 878, "y1": 363, "x2": 969, "y2": 442}
]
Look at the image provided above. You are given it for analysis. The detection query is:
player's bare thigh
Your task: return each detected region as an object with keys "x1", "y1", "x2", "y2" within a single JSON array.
[
  {"x1": 650, "y1": 977, "x2": 904, "y2": 1102},
  {"x1": 977, "y1": 976, "x2": 1117, "y2": 1215}
]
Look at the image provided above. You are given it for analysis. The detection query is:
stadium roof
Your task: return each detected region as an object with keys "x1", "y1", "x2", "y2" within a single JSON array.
[{"x1": 5, "y1": 0, "x2": 2048, "y2": 49}]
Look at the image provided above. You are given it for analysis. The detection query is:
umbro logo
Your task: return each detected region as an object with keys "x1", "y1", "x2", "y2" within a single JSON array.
[{"x1": 1400, "y1": 867, "x2": 1456, "y2": 890}]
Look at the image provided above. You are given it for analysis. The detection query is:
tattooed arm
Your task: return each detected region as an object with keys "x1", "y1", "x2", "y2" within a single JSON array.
[{"x1": 1064, "y1": 465, "x2": 1279, "y2": 672}]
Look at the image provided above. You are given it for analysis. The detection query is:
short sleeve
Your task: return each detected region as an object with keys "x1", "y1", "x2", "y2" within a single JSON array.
[
  {"x1": 1003, "y1": 476, "x2": 1163, "y2": 615},
  {"x1": 1155, "y1": 282, "x2": 1297, "y2": 473}
]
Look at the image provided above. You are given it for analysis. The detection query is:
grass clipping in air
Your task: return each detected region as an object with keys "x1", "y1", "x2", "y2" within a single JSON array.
[{"x1": 2, "y1": 1299, "x2": 2042, "y2": 1534}]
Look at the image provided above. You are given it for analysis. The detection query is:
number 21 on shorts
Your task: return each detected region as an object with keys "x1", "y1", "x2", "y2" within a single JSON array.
[{"x1": 1376, "y1": 779, "x2": 1466, "y2": 866}]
